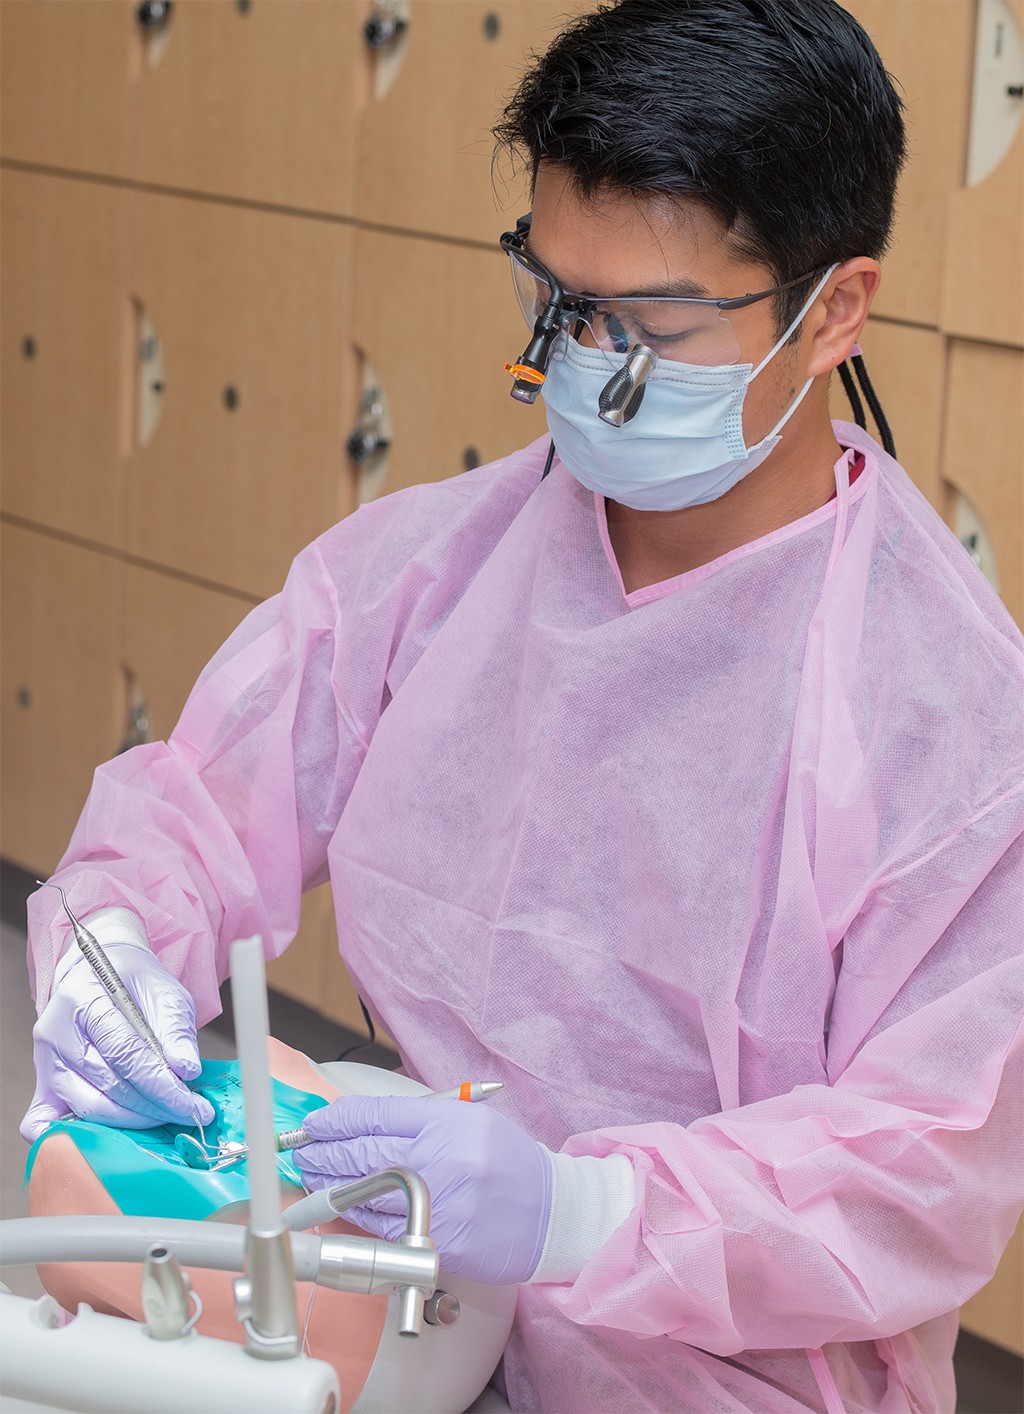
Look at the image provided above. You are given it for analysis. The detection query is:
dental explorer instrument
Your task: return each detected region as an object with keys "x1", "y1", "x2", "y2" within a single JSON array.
[
  {"x1": 37, "y1": 879, "x2": 213, "y2": 1138},
  {"x1": 36, "y1": 881, "x2": 170, "y2": 1067}
]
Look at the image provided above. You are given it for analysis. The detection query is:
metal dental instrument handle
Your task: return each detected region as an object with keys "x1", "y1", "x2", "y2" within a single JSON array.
[
  {"x1": 230, "y1": 937, "x2": 300, "y2": 1360},
  {"x1": 598, "y1": 344, "x2": 658, "y2": 427},
  {"x1": 274, "y1": 1125, "x2": 310, "y2": 1151},
  {"x1": 273, "y1": 1081, "x2": 503, "y2": 1152},
  {"x1": 219, "y1": 1081, "x2": 507, "y2": 1166},
  {"x1": 36, "y1": 881, "x2": 169, "y2": 1066},
  {"x1": 283, "y1": 1168, "x2": 436, "y2": 1336}
]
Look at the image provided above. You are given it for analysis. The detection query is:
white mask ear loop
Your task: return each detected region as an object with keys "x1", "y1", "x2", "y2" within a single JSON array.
[
  {"x1": 751, "y1": 263, "x2": 839, "y2": 379},
  {"x1": 749, "y1": 262, "x2": 839, "y2": 442}
]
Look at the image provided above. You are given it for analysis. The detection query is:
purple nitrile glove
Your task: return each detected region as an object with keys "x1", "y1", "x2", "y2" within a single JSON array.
[
  {"x1": 20, "y1": 940, "x2": 215, "y2": 1143},
  {"x1": 295, "y1": 1095, "x2": 554, "y2": 1285}
]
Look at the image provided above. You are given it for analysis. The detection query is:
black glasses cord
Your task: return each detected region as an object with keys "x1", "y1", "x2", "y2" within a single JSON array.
[{"x1": 840, "y1": 353, "x2": 896, "y2": 459}]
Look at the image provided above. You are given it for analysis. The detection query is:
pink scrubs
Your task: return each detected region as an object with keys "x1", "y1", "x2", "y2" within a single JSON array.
[{"x1": 28, "y1": 422, "x2": 1024, "y2": 1412}]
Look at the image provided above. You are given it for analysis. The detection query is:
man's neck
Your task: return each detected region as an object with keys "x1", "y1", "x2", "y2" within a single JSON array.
[{"x1": 604, "y1": 417, "x2": 846, "y2": 595}]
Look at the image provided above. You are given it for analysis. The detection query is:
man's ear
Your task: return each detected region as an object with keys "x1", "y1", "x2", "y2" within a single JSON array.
[{"x1": 804, "y1": 259, "x2": 881, "y2": 377}]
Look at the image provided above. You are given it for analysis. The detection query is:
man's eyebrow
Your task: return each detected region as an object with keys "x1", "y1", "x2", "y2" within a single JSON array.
[
  {"x1": 520, "y1": 237, "x2": 711, "y2": 301},
  {"x1": 616, "y1": 276, "x2": 712, "y2": 299}
]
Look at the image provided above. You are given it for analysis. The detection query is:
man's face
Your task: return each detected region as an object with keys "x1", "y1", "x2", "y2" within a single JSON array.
[{"x1": 525, "y1": 163, "x2": 812, "y2": 450}]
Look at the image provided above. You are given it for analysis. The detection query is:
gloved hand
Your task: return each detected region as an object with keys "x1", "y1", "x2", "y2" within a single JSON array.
[
  {"x1": 294, "y1": 1095, "x2": 554, "y2": 1284},
  {"x1": 21, "y1": 922, "x2": 215, "y2": 1143}
]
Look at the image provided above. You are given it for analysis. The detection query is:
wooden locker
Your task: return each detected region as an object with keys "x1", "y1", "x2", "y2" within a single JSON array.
[
  {"x1": 0, "y1": 0, "x2": 135, "y2": 177},
  {"x1": 0, "y1": 525, "x2": 121, "y2": 875},
  {"x1": 133, "y1": 0, "x2": 363, "y2": 216},
  {"x1": 961, "y1": 1218, "x2": 1024, "y2": 1356},
  {"x1": 120, "y1": 564, "x2": 256, "y2": 744},
  {"x1": 941, "y1": 0, "x2": 1024, "y2": 347},
  {"x1": 842, "y1": 0, "x2": 976, "y2": 327},
  {"x1": 126, "y1": 192, "x2": 357, "y2": 600},
  {"x1": 0, "y1": 169, "x2": 131, "y2": 547},
  {"x1": 355, "y1": 1, "x2": 584, "y2": 243},
  {"x1": 350, "y1": 227, "x2": 546, "y2": 501},
  {"x1": 832, "y1": 320, "x2": 946, "y2": 511},
  {"x1": 941, "y1": 339, "x2": 1024, "y2": 628}
]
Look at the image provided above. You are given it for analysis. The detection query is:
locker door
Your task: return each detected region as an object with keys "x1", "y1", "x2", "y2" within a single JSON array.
[
  {"x1": 121, "y1": 565, "x2": 256, "y2": 744},
  {"x1": 941, "y1": 0, "x2": 1024, "y2": 346},
  {"x1": 126, "y1": 192, "x2": 356, "y2": 599},
  {"x1": 0, "y1": 0, "x2": 135, "y2": 177},
  {"x1": 941, "y1": 340, "x2": 1024, "y2": 628},
  {"x1": 843, "y1": 0, "x2": 976, "y2": 327},
  {"x1": 349, "y1": 227, "x2": 546, "y2": 501},
  {"x1": 1, "y1": 526, "x2": 121, "y2": 875},
  {"x1": 0, "y1": 170, "x2": 131, "y2": 547},
  {"x1": 133, "y1": 0, "x2": 364, "y2": 216},
  {"x1": 832, "y1": 322, "x2": 946, "y2": 511},
  {"x1": 354, "y1": 1, "x2": 583, "y2": 242}
]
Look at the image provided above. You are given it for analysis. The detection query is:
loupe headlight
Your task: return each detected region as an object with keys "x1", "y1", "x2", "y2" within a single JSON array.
[
  {"x1": 500, "y1": 215, "x2": 658, "y2": 422},
  {"x1": 500, "y1": 217, "x2": 570, "y2": 404}
]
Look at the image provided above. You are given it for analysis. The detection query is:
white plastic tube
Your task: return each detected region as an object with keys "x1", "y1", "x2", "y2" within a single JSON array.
[
  {"x1": 0, "y1": 1216, "x2": 322, "y2": 1281},
  {"x1": 230, "y1": 937, "x2": 281, "y2": 1237}
]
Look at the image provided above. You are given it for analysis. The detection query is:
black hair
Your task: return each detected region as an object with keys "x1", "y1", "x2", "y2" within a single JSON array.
[{"x1": 494, "y1": 0, "x2": 907, "y2": 336}]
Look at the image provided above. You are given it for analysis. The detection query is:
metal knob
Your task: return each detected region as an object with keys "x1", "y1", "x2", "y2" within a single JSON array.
[
  {"x1": 364, "y1": 3, "x2": 406, "y2": 49},
  {"x1": 346, "y1": 385, "x2": 390, "y2": 465},
  {"x1": 136, "y1": 0, "x2": 173, "y2": 31},
  {"x1": 423, "y1": 1290, "x2": 460, "y2": 1327},
  {"x1": 346, "y1": 426, "x2": 389, "y2": 464}
]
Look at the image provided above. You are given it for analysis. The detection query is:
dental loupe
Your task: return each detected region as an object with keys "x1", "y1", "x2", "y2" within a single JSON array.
[
  {"x1": 500, "y1": 215, "x2": 659, "y2": 426},
  {"x1": 0, "y1": 938, "x2": 516, "y2": 1413}
]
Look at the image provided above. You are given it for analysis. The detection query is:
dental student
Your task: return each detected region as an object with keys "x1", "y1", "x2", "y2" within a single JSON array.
[{"x1": 23, "y1": 2, "x2": 1024, "y2": 1410}]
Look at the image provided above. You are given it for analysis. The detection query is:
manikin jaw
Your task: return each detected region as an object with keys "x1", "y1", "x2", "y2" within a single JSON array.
[{"x1": 526, "y1": 162, "x2": 812, "y2": 449}]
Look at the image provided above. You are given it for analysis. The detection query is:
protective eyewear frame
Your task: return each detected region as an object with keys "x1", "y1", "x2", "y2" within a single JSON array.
[{"x1": 499, "y1": 213, "x2": 829, "y2": 402}]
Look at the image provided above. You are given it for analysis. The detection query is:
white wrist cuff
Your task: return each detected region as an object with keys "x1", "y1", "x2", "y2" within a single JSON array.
[
  {"x1": 528, "y1": 1149, "x2": 637, "y2": 1285},
  {"x1": 52, "y1": 907, "x2": 150, "y2": 989}
]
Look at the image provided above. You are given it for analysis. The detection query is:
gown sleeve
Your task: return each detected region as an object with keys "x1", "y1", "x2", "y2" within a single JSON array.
[
  {"x1": 27, "y1": 534, "x2": 378, "y2": 1025},
  {"x1": 548, "y1": 798, "x2": 1024, "y2": 1353}
]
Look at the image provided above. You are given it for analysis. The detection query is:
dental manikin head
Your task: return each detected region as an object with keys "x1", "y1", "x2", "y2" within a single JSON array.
[
  {"x1": 493, "y1": 0, "x2": 907, "y2": 512},
  {"x1": 27, "y1": 1040, "x2": 516, "y2": 1414}
]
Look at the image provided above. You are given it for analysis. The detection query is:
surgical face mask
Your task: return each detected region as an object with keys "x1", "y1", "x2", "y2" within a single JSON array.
[{"x1": 540, "y1": 265, "x2": 837, "y2": 511}]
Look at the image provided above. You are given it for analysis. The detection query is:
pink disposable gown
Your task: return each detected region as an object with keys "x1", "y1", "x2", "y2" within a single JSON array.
[{"x1": 29, "y1": 422, "x2": 1024, "y2": 1413}]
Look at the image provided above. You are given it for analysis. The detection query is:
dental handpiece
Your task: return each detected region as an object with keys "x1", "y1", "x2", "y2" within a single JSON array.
[
  {"x1": 271, "y1": 1082, "x2": 504, "y2": 1154},
  {"x1": 37, "y1": 880, "x2": 170, "y2": 1067}
]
